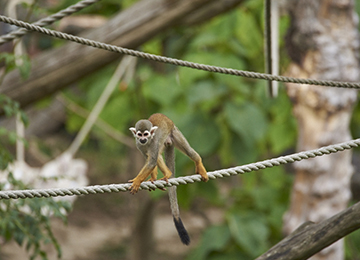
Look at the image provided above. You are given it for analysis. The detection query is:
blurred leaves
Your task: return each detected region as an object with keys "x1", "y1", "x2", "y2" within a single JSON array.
[
  {"x1": 61, "y1": 0, "x2": 297, "y2": 257},
  {"x1": 180, "y1": 113, "x2": 221, "y2": 156},
  {"x1": 187, "y1": 167, "x2": 292, "y2": 260},
  {"x1": 1, "y1": 0, "x2": 359, "y2": 259},
  {"x1": 143, "y1": 74, "x2": 182, "y2": 106},
  {"x1": 225, "y1": 101, "x2": 268, "y2": 148},
  {"x1": 0, "y1": 92, "x2": 70, "y2": 260},
  {"x1": 227, "y1": 212, "x2": 269, "y2": 257},
  {"x1": 187, "y1": 225, "x2": 231, "y2": 260},
  {"x1": 52, "y1": 0, "x2": 126, "y2": 16},
  {"x1": 0, "y1": 174, "x2": 71, "y2": 260},
  {"x1": 0, "y1": 53, "x2": 31, "y2": 80},
  {"x1": 0, "y1": 95, "x2": 29, "y2": 170}
]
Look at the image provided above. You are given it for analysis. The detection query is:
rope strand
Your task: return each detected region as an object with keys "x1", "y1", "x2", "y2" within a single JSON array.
[
  {"x1": 1, "y1": 138, "x2": 359, "y2": 200},
  {"x1": 1, "y1": 15, "x2": 360, "y2": 89},
  {"x1": 0, "y1": 0, "x2": 102, "y2": 45}
]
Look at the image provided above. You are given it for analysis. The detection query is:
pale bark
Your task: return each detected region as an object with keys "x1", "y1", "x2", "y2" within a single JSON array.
[
  {"x1": 0, "y1": 0, "x2": 244, "y2": 111},
  {"x1": 283, "y1": 0, "x2": 359, "y2": 259}
]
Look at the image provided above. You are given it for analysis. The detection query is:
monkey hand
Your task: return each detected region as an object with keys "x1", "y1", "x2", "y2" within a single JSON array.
[{"x1": 128, "y1": 179, "x2": 141, "y2": 194}]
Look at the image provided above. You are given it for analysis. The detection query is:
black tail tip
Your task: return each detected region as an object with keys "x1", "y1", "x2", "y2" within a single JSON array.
[{"x1": 173, "y1": 217, "x2": 190, "y2": 245}]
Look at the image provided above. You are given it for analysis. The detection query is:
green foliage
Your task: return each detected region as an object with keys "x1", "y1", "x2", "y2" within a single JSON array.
[
  {"x1": 227, "y1": 212, "x2": 269, "y2": 257},
  {"x1": 0, "y1": 173, "x2": 71, "y2": 260},
  {"x1": 52, "y1": 0, "x2": 136, "y2": 16},
  {"x1": 0, "y1": 95, "x2": 28, "y2": 170},
  {"x1": 345, "y1": 228, "x2": 360, "y2": 260},
  {"x1": 0, "y1": 53, "x2": 31, "y2": 79},
  {"x1": 350, "y1": 96, "x2": 360, "y2": 138},
  {"x1": 0, "y1": 95, "x2": 70, "y2": 259},
  {"x1": 0, "y1": 94, "x2": 27, "y2": 121},
  {"x1": 187, "y1": 167, "x2": 292, "y2": 260},
  {"x1": 62, "y1": 0, "x2": 297, "y2": 257},
  {"x1": 54, "y1": 0, "x2": 359, "y2": 258},
  {"x1": 187, "y1": 225, "x2": 231, "y2": 260}
]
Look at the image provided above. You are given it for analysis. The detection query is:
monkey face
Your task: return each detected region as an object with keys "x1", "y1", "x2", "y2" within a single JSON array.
[
  {"x1": 136, "y1": 130, "x2": 151, "y2": 144},
  {"x1": 129, "y1": 125, "x2": 158, "y2": 146}
]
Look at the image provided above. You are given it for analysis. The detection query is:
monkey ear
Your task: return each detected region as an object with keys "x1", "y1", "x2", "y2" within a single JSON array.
[
  {"x1": 129, "y1": 127, "x2": 137, "y2": 136},
  {"x1": 150, "y1": 126, "x2": 158, "y2": 137}
]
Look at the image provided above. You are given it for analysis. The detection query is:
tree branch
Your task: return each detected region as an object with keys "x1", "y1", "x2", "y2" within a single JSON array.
[
  {"x1": 0, "y1": 0, "x2": 244, "y2": 112},
  {"x1": 256, "y1": 201, "x2": 360, "y2": 260}
]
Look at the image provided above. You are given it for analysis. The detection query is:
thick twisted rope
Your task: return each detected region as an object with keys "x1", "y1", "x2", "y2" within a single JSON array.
[
  {"x1": 1, "y1": 15, "x2": 360, "y2": 89},
  {"x1": 1, "y1": 138, "x2": 359, "y2": 200},
  {"x1": 0, "y1": 0, "x2": 101, "y2": 45}
]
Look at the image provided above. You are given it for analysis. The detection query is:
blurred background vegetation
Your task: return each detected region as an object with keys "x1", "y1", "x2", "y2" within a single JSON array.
[{"x1": 1, "y1": 0, "x2": 360, "y2": 259}]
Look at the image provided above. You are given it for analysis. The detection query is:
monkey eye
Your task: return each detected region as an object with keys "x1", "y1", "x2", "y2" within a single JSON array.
[{"x1": 136, "y1": 131, "x2": 150, "y2": 138}]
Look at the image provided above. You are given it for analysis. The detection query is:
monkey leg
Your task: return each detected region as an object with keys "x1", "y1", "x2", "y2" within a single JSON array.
[
  {"x1": 157, "y1": 154, "x2": 173, "y2": 182},
  {"x1": 172, "y1": 127, "x2": 209, "y2": 182},
  {"x1": 148, "y1": 166, "x2": 158, "y2": 182},
  {"x1": 129, "y1": 165, "x2": 156, "y2": 194}
]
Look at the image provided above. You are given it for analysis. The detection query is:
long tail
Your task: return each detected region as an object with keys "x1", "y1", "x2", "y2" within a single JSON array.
[
  {"x1": 173, "y1": 214, "x2": 190, "y2": 245},
  {"x1": 169, "y1": 186, "x2": 190, "y2": 245},
  {"x1": 165, "y1": 143, "x2": 190, "y2": 245}
]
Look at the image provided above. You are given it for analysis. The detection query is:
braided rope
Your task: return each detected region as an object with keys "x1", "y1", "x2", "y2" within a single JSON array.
[
  {"x1": 1, "y1": 15, "x2": 360, "y2": 89},
  {"x1": 0, "y1": 0, "x2": 101, "y2": 45},
  {"x1": 1, "y1": 138, "x2": 359, "y2": 200}
]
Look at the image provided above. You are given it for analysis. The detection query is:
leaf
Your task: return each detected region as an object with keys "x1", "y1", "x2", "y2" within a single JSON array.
[
  {"x1": 186, "y1": 225, "x2": 231, "y2": 260},
  {"x1": 227, "y1": 212, "x2": 269, "y2": 257},
  {"x1": 197, "y1": 179, "x2": 219, "y2": 204},
  {"x1": 66, "y1": 114, "x2": 84, "y2": 133},
  {"x1": 18, "y1": 55, "x2": 31, "y2": 80},
  {"x1": 225, "y1": 102, "x2": 268, "y2": 148},
  {"x1": 180, "y1": 114, "x2": 220, "y2": 156},
  {"x1": 231, "y1": 134, "x2": 258, "y2": 165},
  {"x1": 235, "y1": 9, "x2": 263, "y2": 59},
  {"x1": 79, "y1": 65, "x2": 117, "y2": 108},
  {"x1": 100, "y1": 94, "x2": 131, "y2": 129},
  {"x1": 142, "y1": 74, "x2": 182, "y2": 106},
  {"x1": 267, "y1": 91, "x2": 297, "y2": 154},
  {"x1": 187, "y1": 80, "x2": 227, "y2": 106},
  {"x1": 8, "y1": 132, "x2": 18, "y2": 144},
  {"x1": 268, "y1": 121, "x2": 296, "y2": 153},
  {"x1": 177, "y1": 53, "x2": 212, "y2": 87}
]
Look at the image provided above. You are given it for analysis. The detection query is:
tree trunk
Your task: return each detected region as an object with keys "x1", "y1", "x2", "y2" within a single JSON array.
[
  {"x1": 0, "y1": 0, "x2": 244, "y2": 112},
  {"x1": 283, "y1": 1, "x2": 359, "y2": 259}
]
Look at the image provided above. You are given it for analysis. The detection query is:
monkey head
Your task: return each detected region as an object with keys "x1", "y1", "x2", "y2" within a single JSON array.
[{"x1": 129, "y1": 119, "x2": 158, "y2": 145}]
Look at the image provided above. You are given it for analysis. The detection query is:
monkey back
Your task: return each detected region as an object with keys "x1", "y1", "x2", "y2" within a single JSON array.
[{"x1": 148, "y1": 113, "x2": 174, "y2": 130}]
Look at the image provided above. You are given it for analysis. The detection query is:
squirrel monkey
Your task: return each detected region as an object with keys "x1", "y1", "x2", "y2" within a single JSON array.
[{"x1": 129, "y1": 113, "x2": 208, "y2": 245}]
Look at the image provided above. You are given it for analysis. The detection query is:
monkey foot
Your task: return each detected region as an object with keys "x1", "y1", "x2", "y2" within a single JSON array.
[
  {"x1": 159, "y1": 177, "x2": 169, "y2": 182},
  {"x1": 128, "y1": 181, "x2": 141, "y2": 194},
  {"x1": 200, "y1": 173, "x2": 209, "y2": 182},
  {"x1": 149, "y1": 177, "x2": 157, "y2": 183},
  {"x1": 196, "y1": 163, "x2": 209, "y2": 182}
]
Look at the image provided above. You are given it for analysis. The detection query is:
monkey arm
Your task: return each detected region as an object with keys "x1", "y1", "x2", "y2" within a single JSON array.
[
  {"x1": 129, "y1": 147, "x2": 159, "y2": 194},
  {"x1": 129, "y1": 162, "x2": 156, "y2": 194}
]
